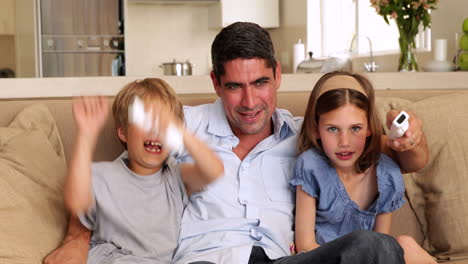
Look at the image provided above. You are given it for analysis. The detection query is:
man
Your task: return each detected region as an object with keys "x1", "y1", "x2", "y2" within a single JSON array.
[{"x1": 45, "y1": 22, "x2": 428, "y2": 264}]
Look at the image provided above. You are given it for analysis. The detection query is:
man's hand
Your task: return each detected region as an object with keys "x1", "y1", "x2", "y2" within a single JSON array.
[
  {"x1": 384, "y1": 110, "x2": 429, "y2": 173},
  {"x1": 385, "y1": 110, "x2": 423, "y2": 152},
  {"x1": 43, "y1": 215, "x2": 91, "y2": 264}
]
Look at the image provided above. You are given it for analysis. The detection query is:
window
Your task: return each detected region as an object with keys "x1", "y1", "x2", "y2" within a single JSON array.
[{"x1": 307, "y1": 0, "x2": 430, "y2": 58}]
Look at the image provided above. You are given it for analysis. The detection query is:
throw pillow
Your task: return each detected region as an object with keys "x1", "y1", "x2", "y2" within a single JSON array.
[
  {"x1": 376, "y1": 93, "x2": 468, "y2": 261},
  {"x1": 0, "y1": 104, "x2": 68, "y2": 263}
]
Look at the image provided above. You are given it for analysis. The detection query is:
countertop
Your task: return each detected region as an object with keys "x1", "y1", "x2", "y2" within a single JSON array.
[{"x1": 0, "y1": 72, "x2": 467, "y2": 99}]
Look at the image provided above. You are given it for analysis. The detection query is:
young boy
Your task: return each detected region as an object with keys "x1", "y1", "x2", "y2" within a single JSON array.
[{"x1": 64, "y1": 78, "x2": 224, "y2": 263}]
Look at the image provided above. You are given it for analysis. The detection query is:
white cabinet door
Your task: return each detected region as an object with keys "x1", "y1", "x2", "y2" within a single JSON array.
[{"x1": 209, "y1": 0, "x2": 279, "y2": 28}]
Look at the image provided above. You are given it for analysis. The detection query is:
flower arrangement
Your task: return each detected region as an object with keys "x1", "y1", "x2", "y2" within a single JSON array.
[{"x1": 370, "y1": 0, "x2": 439, "y2": 71}]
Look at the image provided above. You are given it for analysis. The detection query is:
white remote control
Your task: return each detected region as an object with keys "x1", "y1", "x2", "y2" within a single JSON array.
[
  {"x1": 389, "y1": 111, "x2": 409, "y2": 139},
  {"x1": 165, "y1": 123, "x2": 184, "y2": 156},
  {"x1": 129, "y1": 96, "x2": 149, "y2": 131}
]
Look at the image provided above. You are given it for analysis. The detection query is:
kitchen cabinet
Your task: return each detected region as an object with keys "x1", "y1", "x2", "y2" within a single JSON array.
[
  {"x1": 208, "y1": 0, "x2": 279, "y2": 28},
  {"x1": 0, "y1": 0, "x2": 15, "y2": 35},
  {"x1": 39, "y1": 0, "x2": 124, "y2": 77}
]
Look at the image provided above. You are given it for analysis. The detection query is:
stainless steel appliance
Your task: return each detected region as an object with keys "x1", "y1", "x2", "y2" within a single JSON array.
[{"x1": 38, "y1": 0, "x2": 125, "y2": 77}]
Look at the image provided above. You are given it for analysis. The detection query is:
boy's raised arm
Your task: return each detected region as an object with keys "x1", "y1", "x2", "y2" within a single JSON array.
[
  {"x1": 151, "y1": 104, "x2": 223, "y2": 196},
  {"x1": 45, "y1": 96, "x2": 108, "y2": 264},
  {"x1": 180, "y1": 129, "x2": 224, "y2": 195},
  {"x1": 64, "y1": 96, "x2": 109, "y2": 216}
]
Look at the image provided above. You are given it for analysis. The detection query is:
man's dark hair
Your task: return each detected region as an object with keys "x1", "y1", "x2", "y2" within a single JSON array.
[{"x1": 211, "y1": 22, "x2": 277, "y2": 82}]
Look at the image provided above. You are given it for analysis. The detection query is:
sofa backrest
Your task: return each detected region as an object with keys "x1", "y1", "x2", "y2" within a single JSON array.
[{"x1": 0, "y1": 88, "x2": 465, "y2": 162}]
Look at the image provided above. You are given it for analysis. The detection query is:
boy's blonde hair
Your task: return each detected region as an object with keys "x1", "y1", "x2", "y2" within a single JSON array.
[
  {"x1": 112, "y1": 78, "x2": 184, "y2": 149},
  {"x1": 297, "y1": 71, "x2": 383, "y2": 173}
]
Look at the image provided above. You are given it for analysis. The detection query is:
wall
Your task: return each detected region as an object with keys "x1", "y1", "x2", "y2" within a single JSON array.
[
  {"x1": 0, "y1": 0, "x2": 16, "y2": 73},
  {"x1": 270, "y1": 0, "x2": 466, "y2": 73},
  {"x1": 0, "y1": 0, "x2": 36, "y2": 78},
  {"x1": 15, "y1": 0, "x2": 37, "y2": 78},
  {"x1": 125, "y1": 0, "x2": 307, "y2": 76},
  {"x1": 0, "y1": 35, "x2": 16, "y2": 72},
  {"x1": 431, "y1": 0, "x2": 468, "y2": 61},
  {"x1": 0, "y1": 0, "x2": 15, "y2": 34},
  {"x1": 269, "y1": 0, "x2": 308, "y2": 74},
  {"x1": 0, "y1": 1, "x2": 464, "y2": 78},
  {"x1": 124, "y1": 0, "x2": 465, "y2": 76},
  {"x1": 125, "y1": 2, "x2": 219, "y2": 76}
]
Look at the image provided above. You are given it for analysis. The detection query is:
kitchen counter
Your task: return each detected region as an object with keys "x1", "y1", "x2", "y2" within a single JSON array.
[{"x1": 0, "y1": 72, "x2": 467, "y2": 99}]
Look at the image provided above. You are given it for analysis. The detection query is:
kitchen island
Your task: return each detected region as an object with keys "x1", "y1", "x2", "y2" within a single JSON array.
[{"x1": 0, "y1": 72, "x2": 467, "y2": 99}]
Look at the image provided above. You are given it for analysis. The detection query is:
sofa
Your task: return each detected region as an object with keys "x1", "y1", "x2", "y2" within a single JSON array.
[{"x1": 0, "y1": 73, "x2": 467, "y2": 263}]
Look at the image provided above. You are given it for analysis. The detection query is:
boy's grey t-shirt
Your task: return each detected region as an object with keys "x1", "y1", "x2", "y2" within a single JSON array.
[{"x1": 79, "y1": 151, "x2": 188, "y2": 263}]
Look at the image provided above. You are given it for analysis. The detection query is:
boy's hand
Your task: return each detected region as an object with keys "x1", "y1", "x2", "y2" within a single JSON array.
[
  {"x1": 141, "y1": 102, "x2": 183, "y2": 138},
  {"x1": 72, "y1": 96, "x2": 109, "y2": 138},
  {"x1": 158, "y1": 105, "x2": 185, "y2": 155},
  {"x1": 385, "y1": 110, "x2": 423, "y2": 152},
  {"x1": 130, "y1": 98, "x2": 184, "y2": 154},
  {"x1": 157, "y1": 104, "x2": 183, "y2": 135}
]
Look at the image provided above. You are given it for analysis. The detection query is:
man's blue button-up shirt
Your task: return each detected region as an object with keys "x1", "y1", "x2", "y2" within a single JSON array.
[{"x1": 173, "y1": 99, "x2": 303, "y2": 263}]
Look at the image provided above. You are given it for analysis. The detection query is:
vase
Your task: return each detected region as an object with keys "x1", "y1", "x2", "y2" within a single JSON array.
[{"x1": 397, "y1": 28, "x2": 419, "y2": 72}]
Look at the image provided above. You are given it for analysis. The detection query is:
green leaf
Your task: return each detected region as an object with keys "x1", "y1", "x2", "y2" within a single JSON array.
[
  {"x1": 411, "y1": 16, "x2": 418, "y2": 36},
  {"x1": 384, "y1": 15, "x2": 390, "y2": 25}
]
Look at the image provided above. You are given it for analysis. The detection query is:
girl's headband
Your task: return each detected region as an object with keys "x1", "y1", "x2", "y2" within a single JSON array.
[{"x1": 318, "y1": 75, "x2": 368, "y2": 98}]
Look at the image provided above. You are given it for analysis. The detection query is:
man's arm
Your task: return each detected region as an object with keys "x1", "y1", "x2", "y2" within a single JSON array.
[
  {"x1": 382, "y1": 110, "x2": 429, "y2": 173},
  {"x1": 43, "y1": 214, "x2": 90, "y2": 264}
]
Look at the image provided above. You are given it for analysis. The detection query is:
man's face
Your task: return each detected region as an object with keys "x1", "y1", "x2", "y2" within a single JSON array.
[{"x1": 211, "y1": 58, "x2": 281, "y2": 137}]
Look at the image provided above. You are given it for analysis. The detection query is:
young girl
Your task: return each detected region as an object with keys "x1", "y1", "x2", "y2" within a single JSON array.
[{"x1": 291, "y1": 72, "x2": 435, "y2": 264}]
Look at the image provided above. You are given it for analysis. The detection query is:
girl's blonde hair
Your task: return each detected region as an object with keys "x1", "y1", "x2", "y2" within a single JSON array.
[
  {"x1": 112, "y1": 78, "x2": 184, "y2": 149},
  {"x1": 297, "y1": 71, "x2": 383, "y2": 173}
]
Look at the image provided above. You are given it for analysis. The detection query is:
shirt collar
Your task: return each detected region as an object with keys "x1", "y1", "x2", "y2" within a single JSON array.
[
  {"x1": 207, "y1": 98, "x2": 295, "y2": 141},
  {"x1": 207, "y1": 98, "x2": 234, "y2": 137},
  {"x1": 272, "y1": 109, "x2": 293, "y2": 140}
]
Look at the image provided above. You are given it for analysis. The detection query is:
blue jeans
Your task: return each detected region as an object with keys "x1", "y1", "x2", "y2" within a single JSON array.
[{"x1": 248, "y1": 230, "x2": 404, "y2": 264}]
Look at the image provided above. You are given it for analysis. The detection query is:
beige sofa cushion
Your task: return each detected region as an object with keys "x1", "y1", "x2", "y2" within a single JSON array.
[
  {"x1": 376, "y1": 93, "x2": 468, "y2": 261},
  {"x1": 0, "y1": 104, "x2": 68, "y2": 263}
]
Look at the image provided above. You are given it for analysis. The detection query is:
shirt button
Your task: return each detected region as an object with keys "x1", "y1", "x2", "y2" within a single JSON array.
[{"x1": 250, "y1": 228, "x2": 262, "y2": 241}]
